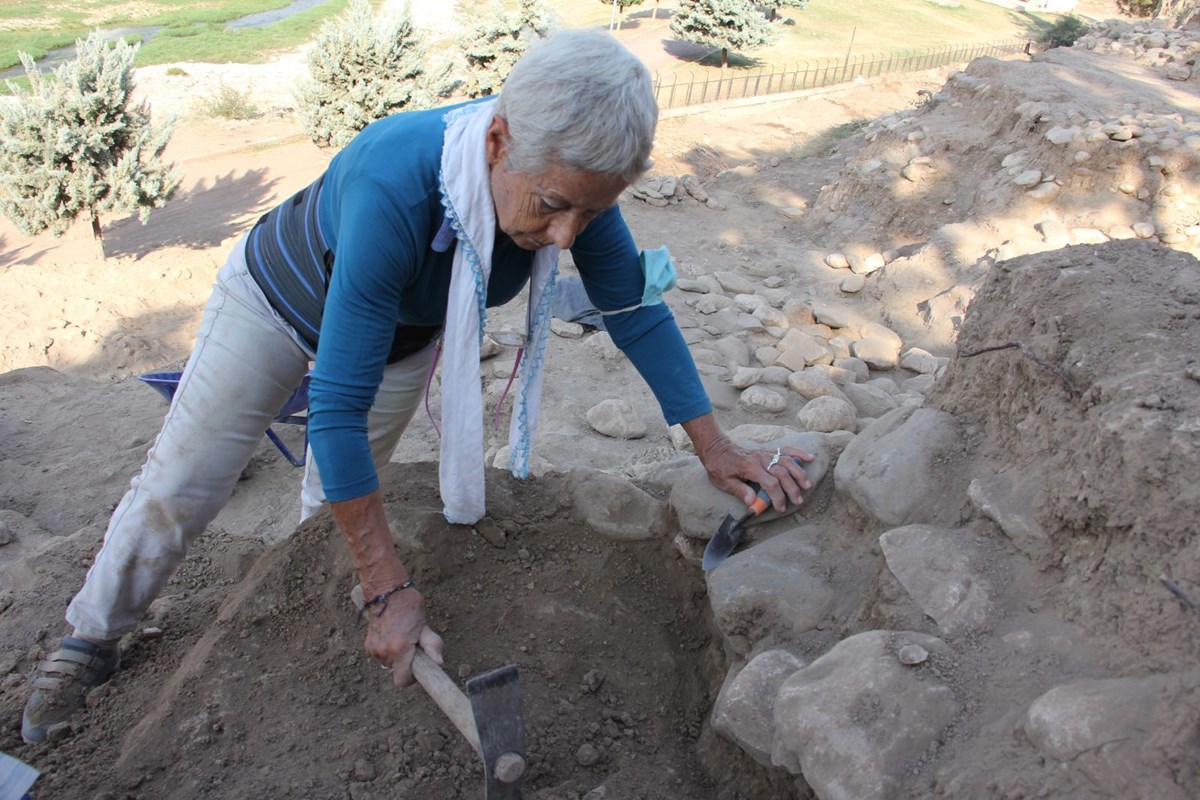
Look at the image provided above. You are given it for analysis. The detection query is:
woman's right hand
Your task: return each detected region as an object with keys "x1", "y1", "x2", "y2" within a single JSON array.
[{"x1": 363, "y1": 586, "x2": 445, "y2": 687}]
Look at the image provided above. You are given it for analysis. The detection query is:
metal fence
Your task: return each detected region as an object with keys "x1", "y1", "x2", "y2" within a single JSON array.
[{"x1": 652, "y1": 39, "x2": 1030, "y2": 111}]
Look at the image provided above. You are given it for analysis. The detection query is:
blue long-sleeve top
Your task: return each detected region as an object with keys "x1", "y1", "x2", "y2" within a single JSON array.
[{"x1": 270, "y1": 104, "x2": 711, "y2": 502}]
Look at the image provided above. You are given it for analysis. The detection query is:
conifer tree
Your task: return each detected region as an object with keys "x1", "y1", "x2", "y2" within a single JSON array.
[
  {"x1": 600, "y1": 0, "x2": 647, "y2": 30},
  {"x1": 670, "y1": 0, "x2": 775, "y2": 68},
  {"x1": 0, "y1": 32, "x2": 178, "y2": 253},
  {"x1": 457, "y1": 0, "x2": 551, "y2": 98},
  {"x1": 761, "y1": 0, "x2": 809, "y2": 23},
  {"x1": 297, "y1": 0, "x2": 442, "y2": 149}
]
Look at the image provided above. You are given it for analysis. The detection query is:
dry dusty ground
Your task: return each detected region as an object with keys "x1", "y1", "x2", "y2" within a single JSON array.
[{"x1": 0, "y1": 12, "x2": 1197, "y2": 799}]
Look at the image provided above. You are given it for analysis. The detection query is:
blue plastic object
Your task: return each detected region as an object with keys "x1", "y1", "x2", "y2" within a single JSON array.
[{"x1": 138, "y1": 371, "x2": 311, "y2": 467}]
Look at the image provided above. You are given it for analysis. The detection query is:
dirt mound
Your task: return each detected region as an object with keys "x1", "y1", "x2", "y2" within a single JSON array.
[
  {"x1": 2, "y1": 460, "x2": 779, "y2": 799},
  {"x1": 934, "y1": 239, "x2": 1200, "y2": 665}
]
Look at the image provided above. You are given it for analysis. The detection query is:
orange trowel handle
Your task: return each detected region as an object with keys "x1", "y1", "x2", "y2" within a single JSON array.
[{"x1": 747, "y1": 485, "x2": 771, "y2": 516}]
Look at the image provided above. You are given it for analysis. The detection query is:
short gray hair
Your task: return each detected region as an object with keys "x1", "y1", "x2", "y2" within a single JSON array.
[{"x1": 494, "y1": 29, "x2": 657, "y2": 182}]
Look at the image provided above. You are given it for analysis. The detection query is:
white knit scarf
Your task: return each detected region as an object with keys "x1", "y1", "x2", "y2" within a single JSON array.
[{"x1": 438, "y1": 98, "x2": 560, "y2": 524}]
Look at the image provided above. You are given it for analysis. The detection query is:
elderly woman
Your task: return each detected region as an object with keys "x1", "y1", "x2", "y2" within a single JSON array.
[{"x1": 22, "y1": 29, "x2": 811, "y2": 742}]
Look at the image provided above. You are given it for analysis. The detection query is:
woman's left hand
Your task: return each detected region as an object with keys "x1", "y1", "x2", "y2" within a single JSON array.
[{"x1": 681, "y1": 413, "x2": 814, "y2": 512}]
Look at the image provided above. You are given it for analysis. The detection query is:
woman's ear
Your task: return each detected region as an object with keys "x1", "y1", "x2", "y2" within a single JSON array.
[{"x1": 485, "y1": 115, "x2": 511, "y2": 167}]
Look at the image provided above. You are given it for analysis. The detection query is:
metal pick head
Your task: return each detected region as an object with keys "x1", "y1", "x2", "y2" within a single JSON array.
[
  {"x1": 467, "y1": 664, "x2": 526, "y2": 799},
  {"x1": 490, "y1": 330, "x2": 527, "y2": 348}
]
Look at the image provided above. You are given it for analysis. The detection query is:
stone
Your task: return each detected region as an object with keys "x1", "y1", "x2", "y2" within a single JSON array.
[
  {"x1": 849, "y1": 253, "x2": 886, "y2": 275},
  {"x1": 681, "y1": 174, "x2": 709, "y2": 203},
  {"x1": 1132, "y1": 221, "x2": 1157, "y2": 238},
  {"x1": 733, "y1": 293, "x2": 762, "y2": 312},
  {"x1": 968, "y1": 474, "x2": 1051, "y2": 560},
  {"x1": 834, "y1": 406, "x2": 961, "y2": 526},
  {"x1": 833, "y1": 357, "x2": 870, "y2": 383},
  {"x1": 759, "y1": 366, "x2": 791, "y2": 386},
  {"x1": 1108, "y1": 225, "x2": 1137, "y2": 240},
  {"x1": 568, "y1": 467, "x2": 671, "y2": 541},
  {"x1": 786, "y1": 369, "x2": 843, "y2": 400},
  {"x1": 1012, "y1": 169, "x2": 1043, "y2": 187},
  {"x1": 1026, "y1": 672, "x2": 1200, "y2": 764},
  {"x1": 811, "y1": 304, "x2": 852, "y2": 329},
  {"x1": 1036, "y1": 218, "x2": 1069, "y2": 245},
  {"x1": 865, "y1": 376, "x2": 899, "y2": 395},
  {"x1": 755, "y1": 346, "x2": 780, "y2": 367},
  {"x1": 852, "y1": 337, "x2": 901, "y2": 370},
  {"x1": 825, "y1": 335, "x2": 853, "y2": 361},
  {"x1": 550, "y1": 318, "x2": 584, "y2": 339},
  {"x1": 695, "y1": 294, "x2": 736, "y2": 314},
  {"x1": 775, "y1": 330, "x2": 830, "y2": 370},
  {"x1": 675, "y1": 277, "x2": 709, "y2": 294},
  {"x1": 841, "y1": 381, "x2": 899, "y2": 419},
  {"x1": 576, "y1": 743, "x2": 602, "y2": 766},
  {"x1": 782, "y1": 299, "x2": 816, "y2": 327},
  {"x1": 797, "y1": 395, "x2": 858, "y2": 433},
  {"x1": 1045, "y1": 125, "x2": 1081, "y2": 145},
  {"x1": 491, "y1": 445, "x2": 555, "y2": 477},
  {"x1": 1027, "y1": 182, "x2": 1061, "y2": 202},
  {"x1": 840, "y1": 274, "x2": 867, "y2": 293},
  {"x1": 903, "y1": 374, "x2": 936, "y2": 394},
  {"x1": 1071, "y1": 228, "x2": 1109, "y2": 245},
  {"x1": 713, "y1": 336, "x2": 752, "y2": 369},
  {"x1": 1000, "y1": 151, "x2": 1028, "y2": 169},
  {"x1": 739, "y1": 386, "x2": 788, "y2": 414},
  {"x1": 703, "y1": 308, "x2": 741, "y2": 335},
  {"x1": 585, "y1": 332, "x2": 624, "y2": 362},
  {"x1": 879, "y1": 524, "x2": 996, "y2": 635},
  {"x1": 731, "y1": 367, "x2": 763, "y2": 389},
  {"x1": 753, "y1": 304, "x2": 789, "y2": 329},
  {"x1": 714, "y1": 271, "x2": 758, "y2": 295},
  {"x1": 706, "y1": 533, "x2": 836, "y2": 655},
  {"x1": 898, "y1": 644, "x2": 928, "y2": 665},
  {"x1": 824, "y1": 253, "x2": 850, "y2": 269},
  {"x1": 711, "y1": 650, "x2": 806, "y2": 767},
  {"x1": 899, "y1": 347, "x2": 940, "y2": 374},
  {"x1": 772, "y1": 631, "x2": 959, "y2": 799},
  {"x1": 667, "y1": 424, "x2": 693, "y2": 452},
  {"x1": 735, "y1": 312, "x2": 765, "y2": 333},
  {"x1": 586, "y1": 399, "x2": 647, "y2": 439}
]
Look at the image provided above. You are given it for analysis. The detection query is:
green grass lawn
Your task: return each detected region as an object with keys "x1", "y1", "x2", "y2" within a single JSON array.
[
  {"x1": 0, "y1": 0, "x2": 357, "y2": 71},
  {"x1": 2, "y1": 0, "x2": 1059, "y2": 77}
]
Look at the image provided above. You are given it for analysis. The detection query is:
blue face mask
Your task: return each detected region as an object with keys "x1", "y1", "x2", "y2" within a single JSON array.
[
  {"x1": 639, "y1": 246, "x2": 677, "y2": 307},
  {"x1": 601, "y1": 246, "x2": 677, "y2": 316}
]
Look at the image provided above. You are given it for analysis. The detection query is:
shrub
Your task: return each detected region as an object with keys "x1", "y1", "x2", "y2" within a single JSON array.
[
  {"x1": 1115, "y1": 0, "x2": 1159, "y2": 16},
  {"x1": 0, "y1": 32, "x2": 178, "y2": 254},
  {"x1": 1040, "y1": 15, "x2": 1090, "y2": 48},
  {"x1": 193, "y1": 80, "x2": 258, "y2": 120},
  {"x1": 296, "y1": 0, "x2": 442, "y2": 149},
  {"x1": 457, "y1": 0, "x2": 551, "y2": 98},
  {"x1": 165, "y1": 66, "x2": 188, "y2": 77},
  {"x1": 670, "y1": 0, "x2": 776, "y2": 68}
]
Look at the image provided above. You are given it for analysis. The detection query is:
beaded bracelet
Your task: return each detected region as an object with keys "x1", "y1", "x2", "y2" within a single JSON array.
[{"x1": 356, "y1": 579, "x2": 416, "y2": 628}]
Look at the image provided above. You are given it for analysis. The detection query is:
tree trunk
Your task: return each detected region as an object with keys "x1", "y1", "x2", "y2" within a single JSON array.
[
  {"x1": 91, "y1": 213, "x2": 107, "y2": 260},
  {"x1": 770, "y1": 8, "x2": 778, "y2": 22},
  {"x1": 722, "y1": 47, "x2": 729, "y2": 68}
]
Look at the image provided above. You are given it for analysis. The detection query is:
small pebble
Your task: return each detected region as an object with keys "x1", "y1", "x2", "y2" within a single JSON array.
[
  {"x1": 576, "y1": 743, "x2": 602, "y2": 766},
  {"x1": 898, "y1": 644, "x2": 929, "y2": 665}
]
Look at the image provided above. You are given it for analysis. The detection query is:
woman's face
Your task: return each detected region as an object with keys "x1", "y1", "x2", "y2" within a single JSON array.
[{"x1": 486, "y1": 116, "x2": 628, "y2": 251}]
